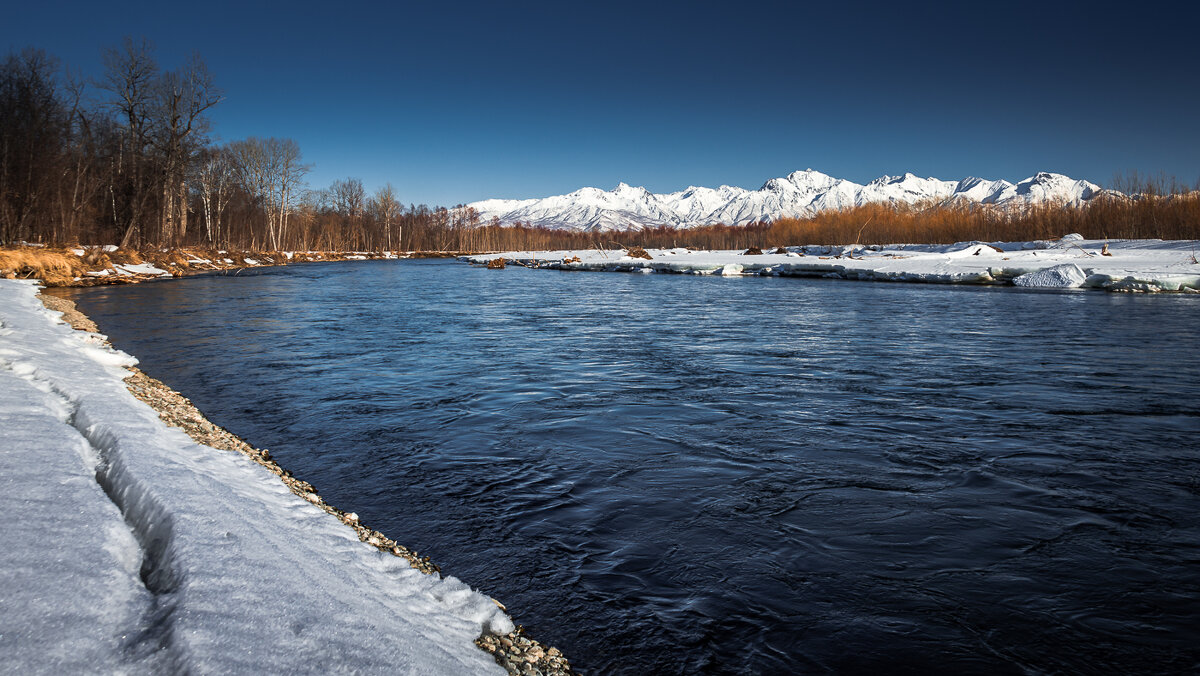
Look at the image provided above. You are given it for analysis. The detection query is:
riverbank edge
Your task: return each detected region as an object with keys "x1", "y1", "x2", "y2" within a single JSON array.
[
  {"x1": 35, "y1": 290, "x2": 575, "y2": 676},
  {"x1": 1, "y1": 246, "x2": 489, "y2": 288},
  {"x1": 461, "y1": 241, "x2": 1200, "y2": 293}
]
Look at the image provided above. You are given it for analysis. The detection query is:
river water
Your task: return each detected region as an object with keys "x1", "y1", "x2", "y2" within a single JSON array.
[{"x1": 66, "y1": 260, "x2": 1200, "y2": 673}]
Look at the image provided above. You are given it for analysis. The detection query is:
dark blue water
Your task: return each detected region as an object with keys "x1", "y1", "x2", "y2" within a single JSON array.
[{"x1": 66, "y1": 260, "x2": 1200, "y2": 673}]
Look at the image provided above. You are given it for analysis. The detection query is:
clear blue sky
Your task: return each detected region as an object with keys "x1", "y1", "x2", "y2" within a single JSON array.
[{"x1": 5, "y1": 0, "x2": 1198, "y2": 206}]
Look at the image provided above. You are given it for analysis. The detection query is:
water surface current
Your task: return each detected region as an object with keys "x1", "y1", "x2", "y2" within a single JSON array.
[{"x1": 67, "y1": 260, "x2": 1200, "y2": 673}]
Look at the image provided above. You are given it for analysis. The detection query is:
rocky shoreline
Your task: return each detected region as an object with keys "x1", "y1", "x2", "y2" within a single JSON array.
[{"x1": 37, "y1": 291, "x2": 576, "y2": 676}]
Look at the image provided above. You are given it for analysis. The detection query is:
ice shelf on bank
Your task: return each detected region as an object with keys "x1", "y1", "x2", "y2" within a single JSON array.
[
  {"x1": 463, "y1": 235, "x2": 1200, "y2": 292},
  {"x1": 0, "y1": 278, "x2": 511, "y2": 674}
]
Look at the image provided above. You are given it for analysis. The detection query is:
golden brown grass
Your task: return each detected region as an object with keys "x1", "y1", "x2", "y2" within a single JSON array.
[{"x1": 0, "y1": 248, "x2": 87, "y2": 286}]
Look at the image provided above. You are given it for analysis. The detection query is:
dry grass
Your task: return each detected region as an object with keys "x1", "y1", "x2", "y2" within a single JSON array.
[
  {"x1": 0, "y1": 248, "x2": 87, "y2": 286},
  {"x1": 1, "y1": 245, "x2": 300, "y2": 286},
  {"x1": 108, "y1": 248, "x2": 143, "y2": 265}
]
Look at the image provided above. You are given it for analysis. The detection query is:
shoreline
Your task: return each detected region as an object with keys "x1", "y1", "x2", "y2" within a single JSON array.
[
  {"x1": 35, "y1": 289, "x2": 575, "y2": 675},
  {"x1": 461, "y1": 237, "x2": 1200, "y2": 293},
  {"x1": 1, "y1": 246, "x2": 492, "y2": 288}
]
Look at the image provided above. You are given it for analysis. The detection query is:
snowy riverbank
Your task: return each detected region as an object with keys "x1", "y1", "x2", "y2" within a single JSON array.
[
  {"x1": 463, "y1": 236, "x2": 1200, "y2": 292},
  {"x1": 0, "y1": 279, "x2": 520, "y2": 674}
]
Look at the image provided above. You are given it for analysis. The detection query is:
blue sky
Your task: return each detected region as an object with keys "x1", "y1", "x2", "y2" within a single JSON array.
[{"x1": 5, "y1": 0, "x2": 1198, "y2": 205}]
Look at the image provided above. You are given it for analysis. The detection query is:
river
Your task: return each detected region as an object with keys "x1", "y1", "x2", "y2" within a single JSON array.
[{"x1": 64, "y1": 259, "x2": 1200, "y2": 673}]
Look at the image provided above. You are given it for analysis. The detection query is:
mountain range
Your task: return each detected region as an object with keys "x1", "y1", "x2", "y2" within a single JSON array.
[{"x1": 466, "y1": 170, "x2": 1105, "y2": 232}]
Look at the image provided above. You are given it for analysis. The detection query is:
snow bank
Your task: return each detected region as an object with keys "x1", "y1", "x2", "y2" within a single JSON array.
[
  {"x1": 464, "y1": 236, "x2": 1200, "y2": 293},
  {"x1": 0, "y1": 279, "x2": 510, "y2": 674}
]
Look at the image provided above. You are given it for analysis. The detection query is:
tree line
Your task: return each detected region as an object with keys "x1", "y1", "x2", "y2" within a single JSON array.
[
  {"x1": 0, "y1": 41, "x2": 524, "y2": 252},
  {"x1": 3, "y1": 42, "x2": 1197, "y2": 253}
]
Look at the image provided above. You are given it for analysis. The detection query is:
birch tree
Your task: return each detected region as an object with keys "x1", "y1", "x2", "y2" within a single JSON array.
[
  {"x1": 269, "y1": 137, "x2": 307, "y2": 250},
  {"x1": 196, "y1": 144, "x2": 235, "y2": 246}
]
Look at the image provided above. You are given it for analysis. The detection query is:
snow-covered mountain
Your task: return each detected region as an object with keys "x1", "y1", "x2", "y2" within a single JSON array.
[{"x1": 467, "y1": 170, "x2": 1104, "y2": 232}]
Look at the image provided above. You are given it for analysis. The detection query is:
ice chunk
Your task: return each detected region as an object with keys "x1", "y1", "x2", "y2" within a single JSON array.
[{"x1": 1012, "y1": 263, "x2": 1087, "y2": 288}]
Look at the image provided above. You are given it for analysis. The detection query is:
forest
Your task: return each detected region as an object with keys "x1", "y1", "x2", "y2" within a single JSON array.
[{"x1": 3, "y1": 42, "x2": 1198, "y2": 255}]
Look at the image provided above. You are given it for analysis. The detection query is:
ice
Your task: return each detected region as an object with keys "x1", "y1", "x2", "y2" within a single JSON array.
[
  {"x1": 463, "y1": 236, "x2": 1200, "y2": 293},
  {"x1": 114, "y1": 263, "x2": 171, "y2": 277},
  {"x1": 1012, "y1": 263, "x2": 1088, "y2": 288},
  {"x1": 0, "y1": 279, "x2": 510, "y2": 674},
  {"x1": 0, "y1": 367, "x2": 152, "y2": 673}
]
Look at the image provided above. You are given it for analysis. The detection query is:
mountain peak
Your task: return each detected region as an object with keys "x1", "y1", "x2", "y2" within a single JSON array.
[
  {"x1": 467, "y1": 169, "x2": 1104, "y2": 232},
  {"x1": 786, "y1": 168, "x2": 836, "y2": 183}
]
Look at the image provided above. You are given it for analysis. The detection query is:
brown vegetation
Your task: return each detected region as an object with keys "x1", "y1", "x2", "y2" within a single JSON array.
[
  {"x1": 0, "y1": 245, "x2": 405, "y2": 287},
  {"x1": 0, "y1": 248, "x2": 86, "y2": 285}
]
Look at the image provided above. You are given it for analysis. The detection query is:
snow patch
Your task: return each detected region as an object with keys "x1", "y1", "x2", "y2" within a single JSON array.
[
  {"x1": 1012, "y1": 263, "x2": 1088, "y2": 288},
  {"x1": 114, "y1": 263, "x2": 170, "y2": 277}
]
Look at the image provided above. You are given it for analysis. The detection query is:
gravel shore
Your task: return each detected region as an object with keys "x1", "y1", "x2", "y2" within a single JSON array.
[{"x1": 37, "y1": 291, "x2": 577, "y2": 676}]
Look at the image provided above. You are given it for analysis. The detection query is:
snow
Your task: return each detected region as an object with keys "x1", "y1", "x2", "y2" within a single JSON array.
[
  {"x1": 466, "y1": 169, "x2": 1107, "y2": 232},
  {"x1": 114, "y1": 262, "x2": 171, "y2": 277},
  {"x1": 464, "y1": 236, "x2": 1200, "y2": 293},
  {"x1": 0, "y1": 279, "x2": 510, "y2": 674},
  {"x1": 1012, "y1": 263, "x2": 1088, "y2": 288}
]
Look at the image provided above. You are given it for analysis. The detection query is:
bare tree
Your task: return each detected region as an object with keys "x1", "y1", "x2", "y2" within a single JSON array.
[
  {"x1": 371, "y1": 183, "x2": 401, "y2": 250},
  {"x1": 269, "y1": 137, "x2": 307, "y2": 250},
  {"x1": 196, "y1": 144, "x2": 235, "y2": 246},
  {"x1": 100, "y1": 37, "x2": 158, "y2": 248},
  {"x1": 227, "y1": 137, "x2": 308, "y2": 250},
  {"x1": 152, "y1": 52, "x2": 221, "y2": 246},
  {"x1": 0, "y1": 49, "x2": 69, "y2": 244},
  {"x1": 331, "y1": 177, "x2": 366, "y2": 248}
]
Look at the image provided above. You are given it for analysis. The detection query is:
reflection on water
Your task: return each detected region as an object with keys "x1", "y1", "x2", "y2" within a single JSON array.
[{"x1": 66, "y1": 261, "x2": 1200, "y2": 674}]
